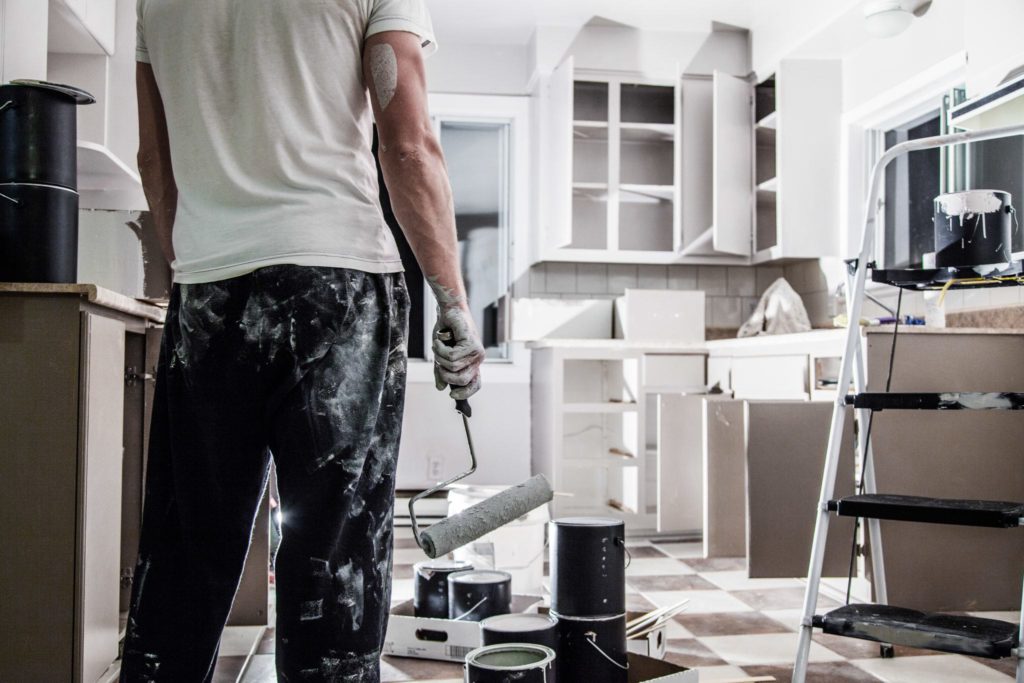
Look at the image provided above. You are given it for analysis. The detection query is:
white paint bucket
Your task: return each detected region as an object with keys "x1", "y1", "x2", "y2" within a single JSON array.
[{"x1": 448, "y1": 485, "x2": 549, "y2": 594}]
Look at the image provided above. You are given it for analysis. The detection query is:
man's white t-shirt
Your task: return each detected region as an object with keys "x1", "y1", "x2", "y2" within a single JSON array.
[{"x1": 136, "y1": 0, "x2": 436, "y2": 283}]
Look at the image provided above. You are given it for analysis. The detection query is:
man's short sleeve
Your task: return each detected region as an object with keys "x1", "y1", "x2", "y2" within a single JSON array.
[
  {"x1": 136, "y1": 0, "x2": 150, "y2": 63},
  {"x1": 366, "y1": 0, "x2": 437, "y2": 56}
]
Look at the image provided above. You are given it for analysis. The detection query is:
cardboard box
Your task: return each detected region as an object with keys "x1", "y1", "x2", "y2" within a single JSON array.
[
  {"x1": 383, "y1": 595, "x2": 544, "y2": 662},
  {"x1": 538, "y1": 607, "x2": 669, "y2": 660},
  {"x1": 628, "y1": 652, "x2": 699, "y2": 682}
]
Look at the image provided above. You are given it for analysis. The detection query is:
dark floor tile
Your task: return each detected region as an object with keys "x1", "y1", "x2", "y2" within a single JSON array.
[
  {"x1": 811, "y1": 632, "x2": 886, "y2": 659},
  {"x1": 674, "y1": 610, "x2": 791, "y2": 637},
  {"x1": 743, "y1": 661, "x2": 883, "y2": 682},
  {"x1": 240, "y1": 654, "x2": 276, "y2": 682},
  {"x1": 381, "y1": 655, "x2": 463, "y2": 680},
  {"x1": 393, "y1": 537, "x2": 421, "y2": 550},
  {"x1": 212, "y1": 655, "x2": 248, "y2": 683},
  {"x1": 256, "y1": 626, "x2": 275, "y2": 654},
  {"x1": 732, "y1": 587, "x2": 840, "y2": 611},
  {"x1": 626, "y1": 593, "x2": 658, "y2": 612},
  {"x1": 662, "y1": 638, "x2": 727, "y2": 668},
  {"x1": 628, "y1": 574, "x2": 718, "y2": 592},
  {"x1": 392, "y1": 563, "x2": 414, "y2": 580},
  {"x1": 626, "y1": 545, "x2": 670, "y2": 559},
  {"x1": 681, "y1": 557, "x2": 747, "y2": 572}
]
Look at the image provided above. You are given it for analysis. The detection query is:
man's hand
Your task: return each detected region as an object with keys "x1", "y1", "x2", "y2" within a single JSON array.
[{"x1": 432, "y1": 303, "x2": 485, "y2": 400}]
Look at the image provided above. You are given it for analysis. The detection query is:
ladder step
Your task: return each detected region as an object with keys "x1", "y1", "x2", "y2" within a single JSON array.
[
  {"x1": 827, "y1": 494, "x2": 1024, "y2": 528},
  {"x1": 845, "y1": 392, "x2": 1024, "y2": 411},
  {"x1": 813, "y1": 604, "x2": 1019, "y2": 659}
]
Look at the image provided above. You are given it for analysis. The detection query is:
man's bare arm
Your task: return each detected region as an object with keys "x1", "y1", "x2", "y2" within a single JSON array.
[
  {"x1": 136, "y1": 62, "x2": 177, "y2": 265},
  {"x1": 363, "y1": 31, "x2": 484, "y2": 400}
]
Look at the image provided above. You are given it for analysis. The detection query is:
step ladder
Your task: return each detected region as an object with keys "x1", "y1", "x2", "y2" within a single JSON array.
[{"x1": 793, "y1": 123, "x2": 1024, "y2": 683}]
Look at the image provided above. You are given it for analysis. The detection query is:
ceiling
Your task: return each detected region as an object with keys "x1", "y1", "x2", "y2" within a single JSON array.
[{"x1": 425, "y1": 0, "x2": 761, "y2": 46}]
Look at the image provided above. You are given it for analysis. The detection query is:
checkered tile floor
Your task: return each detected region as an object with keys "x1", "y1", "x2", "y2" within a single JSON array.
[{"x1": 215, "y1": 531, "x2": 1020, "y2": 682}]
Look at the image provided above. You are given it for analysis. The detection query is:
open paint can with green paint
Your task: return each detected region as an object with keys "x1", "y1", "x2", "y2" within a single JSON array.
[{"x1": 464, "y1": 643, "x2": 556, "y2": 682}]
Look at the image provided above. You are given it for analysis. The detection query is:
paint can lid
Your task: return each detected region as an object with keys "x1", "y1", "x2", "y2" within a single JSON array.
[
  {"x1": 553, "y1": 516, "x2": 623, "y2": 527},
  {"x1": 413, "y1": 559, "x2": 473, "y2": 574},
  {"x1": 448, "y1": 569, "x2": 512, "y2": 585},
  {"x1": 480, "y1": 613, "x2": 557, "y2": 632},
  {"x1": 6, "y1": 79, "x2": 95, "y2": 104},
  {"x1": 465, "y1": 643, "x2": 556, "y2": 670}
]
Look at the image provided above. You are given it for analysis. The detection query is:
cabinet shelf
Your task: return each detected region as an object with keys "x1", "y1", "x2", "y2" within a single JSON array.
[
  {"x1": 77, "y1": 141, "x2": 146, "y2": 211},
  {"x1": 573, "y1": 121, "x2": 609, "y2": 140},
  {"x1": 678, "y1": 226, "x2": 714, "y2": 258},
  {"x1": 563, "y1": 402, "x2": 639, "y2": 414},
  {"x1": 756, "y1": 110, "x2": 778, "y2": 130},
  {"x1": 620, "y1": 184, "x2": 674, "y2": 202},
  {"x1": 620, "y1": 123, "x2": 675, "y2": 142},
  {"x1": 756, "y1": 177, "x2": 778, "y2": 193}
]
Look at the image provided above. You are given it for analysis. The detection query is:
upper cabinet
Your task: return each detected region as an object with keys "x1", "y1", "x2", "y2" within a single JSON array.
[
  {"x1": 539, "y1": 58, "x2": 684, "y2": 264},
  {"x1": 534, "y1": 54, "x2": 842, "y2": 266},
  {"x1": 49, "y1": 0, "x2": 117, "y2": 56},
  {"x1": 751, "y1": 60, "x2": 842, "y2": 263}
]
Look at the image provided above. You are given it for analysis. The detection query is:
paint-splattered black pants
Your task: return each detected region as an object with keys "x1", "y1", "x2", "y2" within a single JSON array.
[{"x1": 121, "y1": 266, "x2": 409, "y2": 682}]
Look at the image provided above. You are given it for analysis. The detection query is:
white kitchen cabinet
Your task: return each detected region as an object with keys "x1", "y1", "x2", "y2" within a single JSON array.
[
  {"x1": 531, "y1": 341, "x2": 706, "y2": 533},
  {"x1": 47, "y1": 0, "x2": 145, "y2": 209},
  {"x1": 538, "y1": 60, "x2": 686, "y2": 265},
  {"x1": 751, "y1": 60, "x2": 842, "y2": 263},
  {"x1": 677, "y1": 72, "x2": 753, "y2": 259},
  {"x1": 49, "y1": 0, "x2": 117, "y2": 56}
]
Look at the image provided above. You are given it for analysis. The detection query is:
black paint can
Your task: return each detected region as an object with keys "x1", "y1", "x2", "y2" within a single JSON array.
[
  {"x1": 481, "y1": 613, "x2": 559, "y2": 649},
  {"x1": 464, "y1": 643, "x2": 556, "y2": 683},
  {"x1": 0, "y1": 182, "x2": 79, "y2": 283},
  {"x1": 413, "y1": 559, "x2": 473, "y2": 618},
  {"x1": 933, "y1": 190, "x2": 1014, "y2": 268},
  {"x1": 0, "y1": 80, "x2": 94, "y2": 190},
  {"x1": 550, "y1": 517, "x2": 626, "y2": 617},
  {"x1": 447, "y1": 569, "x2": 512, "y2": 622},
  {"x1": 551, "y1": 612, "x2": 627, "y2": 683}
]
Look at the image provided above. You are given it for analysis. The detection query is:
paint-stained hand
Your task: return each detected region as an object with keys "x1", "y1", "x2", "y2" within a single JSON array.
[{"x1": 432, "y1": 305, "x2": 485, "y2": 401}]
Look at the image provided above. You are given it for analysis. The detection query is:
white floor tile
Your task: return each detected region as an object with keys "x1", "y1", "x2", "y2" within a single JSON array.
[
  {"x1": 642, "y1": 590, "x2": 753, "y2": 614},
  {"x1": 218, "y1": 625, "x2": 265, "y2": 657},
  {"x1": 701, "y1": 570, "x2": 806, "y2": 592},
  {"x1": 700, "y1": 632, "x2": 843, "y2": 666},
  {"x1": 690, "y1": 664, "x2": 755, "y2": 681},
  {"x1": 626, "y1": 557, "x2": 696, "y2": 576},
  {"x1": 851, "y1": 653, "x2": 1013, "y2": 682},
  {"x1": 661, "y1": 618, "x2": 695, "y2": 640},
  {"x1": 393, "y1": 548, "x2": 430, "y2": 565},
  {"x1": 391, "y1": 578, "x2": 414, "y2": 602},
  {"x1": 654, "y1": 542, "x2": 705, "y2": 559}
]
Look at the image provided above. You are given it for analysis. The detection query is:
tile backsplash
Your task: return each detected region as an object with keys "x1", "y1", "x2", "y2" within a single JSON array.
[{"x1": 525, "y1": 262, "x2": 788, "y2": 329}]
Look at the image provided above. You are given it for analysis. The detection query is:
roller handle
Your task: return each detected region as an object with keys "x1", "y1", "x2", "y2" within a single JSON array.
[{"x1": 438, "y1": 329, "x2": 472, "y2": 418}]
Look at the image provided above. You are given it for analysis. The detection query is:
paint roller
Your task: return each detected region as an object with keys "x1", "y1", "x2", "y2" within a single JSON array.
[{"x1": 410, "y1": 338, "x2": 554, "y2": 558}]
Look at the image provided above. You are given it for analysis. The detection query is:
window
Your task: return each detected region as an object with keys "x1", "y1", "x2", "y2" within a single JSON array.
[
  {"x1": 437, "y1": 121, "x2": 511, "y2": 360},
  {"x1": 879, "y1": 88, "x2": 1024, "y2": 269}
]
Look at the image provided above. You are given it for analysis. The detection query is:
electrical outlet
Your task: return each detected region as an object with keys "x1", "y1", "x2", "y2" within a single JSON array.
[{"x1": 426, "y1": 455, "x2": 444, "y2": 481}]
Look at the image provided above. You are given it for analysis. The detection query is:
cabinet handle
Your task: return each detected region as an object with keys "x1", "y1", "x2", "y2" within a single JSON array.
[{"x1": 125, "y1": 367, "x2": 155, "y2": 386}]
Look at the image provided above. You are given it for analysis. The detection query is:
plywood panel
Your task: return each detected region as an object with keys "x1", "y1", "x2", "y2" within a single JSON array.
[
  {"x1": 704, "y1": 399, "x2": 747, "y2": 558},
  {"x1": 657, "y1": 395, "x2": 704, "y2": 534},
  {"x1": 746, "y1": 402, "x2": 856, "y2": 578},
  {"x1": 0, "y1": 295, "x2": 82, "y2": 681},
  {"x1": 78, "y1": 312, "x2": 126, "y2": 682},
  {"x1": 867, "y1": 331, "x2": 1024, "y2": 611}
]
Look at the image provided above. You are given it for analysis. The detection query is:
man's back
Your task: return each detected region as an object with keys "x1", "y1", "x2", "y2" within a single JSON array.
[{"x1": 136, "y1": 0, "x2": 434, "y2": 284}]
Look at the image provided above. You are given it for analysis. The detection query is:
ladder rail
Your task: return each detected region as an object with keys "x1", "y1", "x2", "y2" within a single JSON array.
[
  {"x1": 1018, "y1": 573, "x2": 1023, "y2": 683},
  {"x1": 793, "y1": 122, "x2": 1024, "y2": 683}
]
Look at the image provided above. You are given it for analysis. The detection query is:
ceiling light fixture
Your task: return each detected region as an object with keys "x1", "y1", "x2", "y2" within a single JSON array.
[{"x1": 863, "y1": 0, "x2": 915, "y2": 38}]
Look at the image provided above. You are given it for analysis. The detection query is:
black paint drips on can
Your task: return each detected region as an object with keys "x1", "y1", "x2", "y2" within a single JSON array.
[
  {"x1": 550, "y1": 517, "x2": 626, "y2": 617},
  {"x1": 447, "y1": 569, "x2": 512, "y2": 622},
  {"x1": 412, "y1": 559, "x2": 473, "y2": 619}
]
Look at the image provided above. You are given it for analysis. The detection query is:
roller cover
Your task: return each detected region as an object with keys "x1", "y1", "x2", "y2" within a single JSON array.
[{"x1": 418, "y1": 475, "x2": 553, "y2": 558}]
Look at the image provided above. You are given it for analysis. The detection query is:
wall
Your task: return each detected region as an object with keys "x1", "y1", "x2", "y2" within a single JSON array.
[
  {"x1": 526, "y1": 262, "x2": 789, "y2": 332},
  {"x1": 426, "y1": 42, "x2": 532, "y2": 95}
]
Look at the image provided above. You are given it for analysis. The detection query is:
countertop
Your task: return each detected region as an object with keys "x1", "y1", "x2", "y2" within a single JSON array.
[
  {"x1": 527, "y1": 338, "x2": 707, "y2": 353},
  {"x1": 0, "y1": 283, "x2": 166, "y2": 323},
  {"x1": 529, "y1": 328, "x2": 848, "y2": 356}
]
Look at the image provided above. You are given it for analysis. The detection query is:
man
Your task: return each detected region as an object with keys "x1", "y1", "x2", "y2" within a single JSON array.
[{"x1": 123, "y1": 1, "x2": 484, "y2": 680}]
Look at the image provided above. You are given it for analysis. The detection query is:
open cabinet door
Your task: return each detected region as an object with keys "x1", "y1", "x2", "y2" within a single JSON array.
[
  {"x1": 543, "y1": 56, "x2": 574, "y2": 252},
  {"x1": 712, "y1": 71, "x2": 752, "y2": 256},
  {"x1": 672, "y1": 70, "x2": 684, "y2": 253}
]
